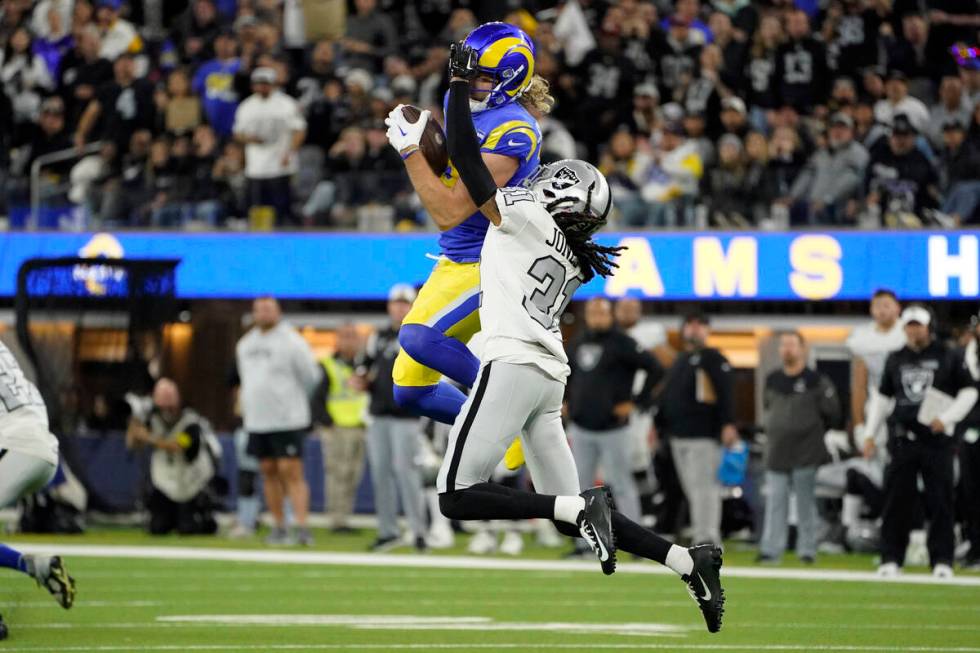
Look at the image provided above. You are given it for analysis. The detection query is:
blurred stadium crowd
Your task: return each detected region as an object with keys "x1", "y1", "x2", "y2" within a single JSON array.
[{"x1": 1, "y1": 0, "x2": 979, "y2": 230}]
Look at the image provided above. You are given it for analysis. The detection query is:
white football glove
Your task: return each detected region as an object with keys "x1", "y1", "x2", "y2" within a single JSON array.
[{"x1": 385, "y1": 104, "x2": 430, "y2": 155}]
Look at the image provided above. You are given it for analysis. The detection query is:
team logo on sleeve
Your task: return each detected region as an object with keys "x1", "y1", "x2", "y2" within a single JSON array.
[
  {"x1": 900, "y1": 366, "x2": 933, "y2": 403},
  {"x1": 552, "y1": 166, "x2": 581, "y2": 190}
]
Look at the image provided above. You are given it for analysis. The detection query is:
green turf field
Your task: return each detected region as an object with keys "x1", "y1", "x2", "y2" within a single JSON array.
[{"x1": 2, "y1": 529, "x2": 980, "y2": 652}]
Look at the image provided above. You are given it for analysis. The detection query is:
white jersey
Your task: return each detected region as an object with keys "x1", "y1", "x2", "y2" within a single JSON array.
[
  {"x1": 846, "y1": 321, "x2": 906, "y2": 393},
  {"x1": 0, "y1": 341, "x2": 58, "y2": 465},
  {"x1": 479, "y1": 187, "x2": 582, "y2": 382}
]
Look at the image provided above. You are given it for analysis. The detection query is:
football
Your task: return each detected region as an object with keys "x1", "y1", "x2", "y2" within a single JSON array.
[{"x1": 400, "y1": 104, "x2": 449, "y2": 176}]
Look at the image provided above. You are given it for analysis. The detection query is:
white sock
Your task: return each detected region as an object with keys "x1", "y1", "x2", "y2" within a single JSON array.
[
  {"x1": 841, "y1": 494, "x2": 862, "y2": 529},
  {"x1": 665, "y1": 545, "x2": 694, "y2": 577},
  {"x1": 554, "y1": 496, "x2": 586, "y2": 524}
]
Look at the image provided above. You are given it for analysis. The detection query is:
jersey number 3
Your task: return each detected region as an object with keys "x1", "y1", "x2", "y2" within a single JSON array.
[{"x1": 523, "y1": 256, "x2": 581, "y2": 330}]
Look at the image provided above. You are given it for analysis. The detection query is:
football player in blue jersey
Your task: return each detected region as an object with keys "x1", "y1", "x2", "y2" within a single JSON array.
[{"x1": 386, "y1": 23, "x2": 551, "y2": 457}]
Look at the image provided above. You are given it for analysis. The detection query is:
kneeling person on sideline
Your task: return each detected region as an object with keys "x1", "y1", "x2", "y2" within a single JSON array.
[
  {"x1": 0, "y1": 341, "x2": 76, "y2": 639},
  {"x1": 127, "y1": 378, "x2": 222, "y2": 536},
  {"x1": 384, "y1": 42, "x2": 726, "y2": 633}
]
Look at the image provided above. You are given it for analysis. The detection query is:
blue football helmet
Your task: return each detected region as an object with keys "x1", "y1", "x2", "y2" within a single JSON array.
[{"x1": 462, "y1": 22, "x2": 536, "y2": 111}]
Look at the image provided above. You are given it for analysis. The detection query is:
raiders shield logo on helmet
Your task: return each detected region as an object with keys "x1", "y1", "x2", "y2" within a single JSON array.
[{"x1": 552, "y1": 166, "x2": 581, "y2": 190}]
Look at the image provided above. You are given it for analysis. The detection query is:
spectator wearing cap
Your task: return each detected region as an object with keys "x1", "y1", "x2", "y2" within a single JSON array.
[
  {"x1": 865, "y1": 113, "x2": 940, "y2": 226},
  {"x1": 640, "y1": 118, "x2": 703, "y2": 226},
  {"x1": 773, "y1": 10, "x2": 829, "y2": 115},
  {"x1": 652, "y1": 15, "x2": 702, "y2": 100},
  {"x1": 599, "y1": 128, "x2": 653, "y2": 226},
  {"x1": 359, "y1": 284, "x2": 427, "y2": 552},
  {"x1": 656, "y1": 313, "x2": 738, "y2": 546},
  {"x1": 74, "y1": 53, "x2": 156, "y2": 153},
  {"x1": 830, "y1": 77, "x2": 859, "y2": 115},
  {"x1": 874, "y1": 70, "x2": 929, "y2": 135},
  {"x1": 784, "y1": 112, "x2": 869, "y2": 225},
  {"x1": 94, "y1": 0, "x2": 143, "y2": 62},
  {"x1": 6, "y1": 96, "x2": 72, "y2": 208},
  {"x1": 630, "y1": 82, "x2": 660, "y2": 137},
  {"x1": 863, "y1": 305, "x2": 978, "y2": 578},
  {"x1": 191, "y1": 29, "x2": 241, "y2": 139},
  {"x1": 928, "y1": 75, "x2": 974, "y2": 149},
  {"x1": 341, "y1": 0, "x2": 398, "y2": 74},
  {"x1": 57, "y1": 25, "x2": 113, "y2": 125},
  {"x1": 936, "y1": 118, "x2": 980, "y2": 224},
  {"x1": 719, "y1": 96, "x2": 750, "y2": 139},
  {"x1": 232, "y1": 67, "x2": 307, "y2": 226}
]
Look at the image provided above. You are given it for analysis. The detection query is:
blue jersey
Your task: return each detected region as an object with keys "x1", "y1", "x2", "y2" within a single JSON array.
[
  {"x1": 437, "y1": 99, "x2": 541, "y2": 263},
  {"x1": 192, "y1": 58, "x2": 242, "y2": 137}
]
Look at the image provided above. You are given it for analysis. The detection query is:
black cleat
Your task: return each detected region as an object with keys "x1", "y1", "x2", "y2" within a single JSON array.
[
  {"x1": 683, "y1": 544, "x2": 725, "y2": 633},
  {"x1": 0, "y1": 613, "x2": 7, "y2": 640},
  {"x1": 578, "y1": 486, "x2": 617, "y2": 575}
]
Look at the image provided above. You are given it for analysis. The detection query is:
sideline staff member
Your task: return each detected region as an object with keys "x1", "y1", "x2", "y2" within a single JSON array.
[{"x1": 863, "y1": 305, "x2": 978, "y2": 578}]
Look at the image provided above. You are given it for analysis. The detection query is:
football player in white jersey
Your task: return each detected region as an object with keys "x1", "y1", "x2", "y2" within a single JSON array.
[
  {"x1": 0, "y1": 341, "x2": 77, "y2": 639},
  {"x1": 384, "y1": 43, "x2": 726, "y2": 633}
]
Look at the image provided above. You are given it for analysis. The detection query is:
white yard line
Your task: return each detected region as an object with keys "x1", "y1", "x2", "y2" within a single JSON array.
[
  {"x1": 1, "y1": 644, "x2": 980, "y2": 652},
  {"x1": 11, "y1": 543, "x2": 980, "y2": 587}
]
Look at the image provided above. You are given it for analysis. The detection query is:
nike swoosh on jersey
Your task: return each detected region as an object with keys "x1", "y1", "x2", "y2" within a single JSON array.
[{"x1": 506, "y1": 139, "x2": 524, "y2": 147}]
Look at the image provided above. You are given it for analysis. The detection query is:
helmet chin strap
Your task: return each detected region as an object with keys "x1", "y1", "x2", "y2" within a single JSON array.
[{"x1": 469, "y1": 98, "x2": 490, "y2": 113}]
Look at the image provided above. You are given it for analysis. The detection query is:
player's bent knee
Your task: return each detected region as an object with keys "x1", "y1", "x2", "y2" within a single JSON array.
[
  {"x1": 393, "y1": 383, "x2": 424, "y2": 409},
  {"x1": 438, "y1": 490, "x2": 468, "y2": 520},
  {"x1": 397, "y1": 323, "x2": 437, "y2": 359}
]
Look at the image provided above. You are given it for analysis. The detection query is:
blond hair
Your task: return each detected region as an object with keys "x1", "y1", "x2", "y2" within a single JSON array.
[{"x1": 518, "y1": 75, "x2": 555, "y2": 115}]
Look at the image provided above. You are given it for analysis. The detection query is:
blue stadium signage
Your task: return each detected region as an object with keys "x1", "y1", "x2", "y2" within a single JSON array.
[{"x1": 0, "y1": 231, "x2": 976, "y2": 301}]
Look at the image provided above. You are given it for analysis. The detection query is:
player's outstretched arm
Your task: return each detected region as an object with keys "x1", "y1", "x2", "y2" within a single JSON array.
[
  {"x1": 445, "y1": 43, "x2": 501, "y2": 226},
  {"x1": 386, "y1": 101, "x2": 515, "y2": 230}
]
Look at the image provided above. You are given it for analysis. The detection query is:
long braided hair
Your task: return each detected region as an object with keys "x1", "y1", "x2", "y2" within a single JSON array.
[{"x1": 545, "y1": 194, "x2": 626, "y2": 283}]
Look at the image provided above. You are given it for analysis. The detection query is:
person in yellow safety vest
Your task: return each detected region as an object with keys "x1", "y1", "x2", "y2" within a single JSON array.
[{"x1": 313, "y1": 323, "x2": 369, "y2": 532}]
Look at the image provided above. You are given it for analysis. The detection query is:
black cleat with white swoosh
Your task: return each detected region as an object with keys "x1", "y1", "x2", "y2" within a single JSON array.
[
  {"x1": 577, "y1": 486, "x2": 617, "y2": 575},
  {"x1": 683, "y1": 544, "x2": 725, "y2": 633}
]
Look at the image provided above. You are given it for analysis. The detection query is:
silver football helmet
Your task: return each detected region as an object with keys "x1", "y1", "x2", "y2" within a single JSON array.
[{"x1": 528, "y1": 159, "x2": 613, "y2": 229}]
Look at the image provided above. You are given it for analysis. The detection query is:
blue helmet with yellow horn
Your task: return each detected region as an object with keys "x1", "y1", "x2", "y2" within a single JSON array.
[{"x1": 462, "y1": 22, "x2": 536, "y2": 111}]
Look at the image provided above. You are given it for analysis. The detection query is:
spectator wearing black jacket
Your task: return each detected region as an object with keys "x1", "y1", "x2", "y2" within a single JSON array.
[
  {"x1": 937, "y1": 118, "x2": 980, "y2": 224},
  {"x1": 658, "y1": 312, "x2": 738, "y2": 546},
  {"x1": 56, "y1": 25, "x2": 112, "y2": 127},
  {"x1": 359, "y1": 284, "x2": 426, "y2": 552},
  {"x1": 774, "y1": 10, "x2": 829, "y2": 115},
  {"x1": 73, "y1": 53, "x2": 157, "y2": 155},
  {"x1": 863, "y1": 305, "x2": 978, "y2": 578},
  {"x1": 759, "y1": 332, "x2": 842, "y2": 564},
  {"x1": 865, "y1": 113, "x2": 940, "y2": 224},
  {"x1": 566, "y1": 297, "x2": 663, "y2": 524}
]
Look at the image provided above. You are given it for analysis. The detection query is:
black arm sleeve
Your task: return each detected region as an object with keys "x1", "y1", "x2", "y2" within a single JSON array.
[
  {"x1": 311, "y1": 372, "x2": 332, "y2": 428},
  {"x1": 446, "y1": 80, "x2": 498, "y2": 208}
]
